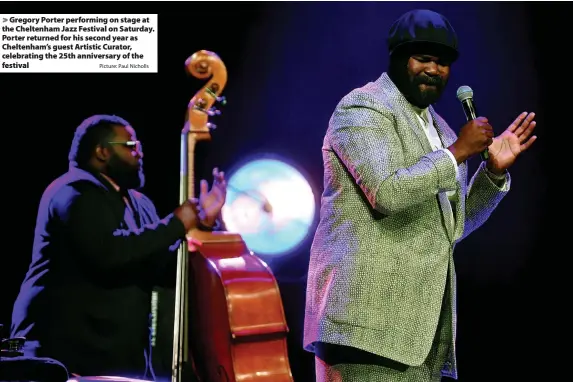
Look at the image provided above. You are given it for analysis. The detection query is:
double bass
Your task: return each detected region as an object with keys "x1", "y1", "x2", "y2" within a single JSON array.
[{"x1": 171, "y1": 50, "x2": 294, "y2": 382}]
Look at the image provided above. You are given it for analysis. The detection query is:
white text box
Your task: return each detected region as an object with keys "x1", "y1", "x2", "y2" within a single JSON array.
[{"x1": 0, "y1": 14, "x2": 158, "y2": 73}]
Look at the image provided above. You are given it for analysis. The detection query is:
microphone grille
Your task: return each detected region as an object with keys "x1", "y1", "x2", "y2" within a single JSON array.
[{"x1": 456, "y1": 85, "x2": 473, "y2": 102}]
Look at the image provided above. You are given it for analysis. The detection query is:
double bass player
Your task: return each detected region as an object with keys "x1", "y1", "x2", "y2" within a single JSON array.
[{"x1": 10, "y1": 114, "x2": 227, "y2": 379}]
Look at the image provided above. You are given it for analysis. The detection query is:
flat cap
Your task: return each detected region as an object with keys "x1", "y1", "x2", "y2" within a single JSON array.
[{"x1": 387, "y1": 9, "x2": 459, "y2": 62}]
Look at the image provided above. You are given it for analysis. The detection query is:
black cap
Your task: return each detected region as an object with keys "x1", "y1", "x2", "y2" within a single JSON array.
[{"x1": 387, "y1": 9, "x2": 459, "y2": 62}]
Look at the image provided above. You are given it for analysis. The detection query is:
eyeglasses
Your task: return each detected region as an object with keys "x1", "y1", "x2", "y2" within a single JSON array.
[{"x1": 108, "y1": 140, "x2": 143, "y2": 153}]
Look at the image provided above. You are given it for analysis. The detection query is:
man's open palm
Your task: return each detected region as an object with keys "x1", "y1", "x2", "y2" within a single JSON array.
[{"x1": 198, "y1": 167, "x2": 227, "y2": 227}]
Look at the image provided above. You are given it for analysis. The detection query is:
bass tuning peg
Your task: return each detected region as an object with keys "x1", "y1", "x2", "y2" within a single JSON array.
[
  {"x1": 216, "y1": 96, "x2": 227, "y2": 106},
  {"x1": 207, "y1": 107, "x2": 221, "y2": 116}
]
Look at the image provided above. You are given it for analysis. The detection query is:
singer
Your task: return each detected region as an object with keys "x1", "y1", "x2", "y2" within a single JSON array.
[
  {"x1": 9, "y1": 114, "x2": 227, "y2": 380},
  {"x1": 303, "y1": 9, "x2": 537, "y2": 382}
]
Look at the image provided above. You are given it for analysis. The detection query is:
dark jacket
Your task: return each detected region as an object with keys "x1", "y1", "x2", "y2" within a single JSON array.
[{"x1": 10, "y1": 165, "x2": 186, "y2": 378}]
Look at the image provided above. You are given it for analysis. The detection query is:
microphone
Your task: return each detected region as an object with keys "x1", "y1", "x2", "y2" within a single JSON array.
[{"x1": 456, "y1": 85, "x2": 489, "y2": 161}]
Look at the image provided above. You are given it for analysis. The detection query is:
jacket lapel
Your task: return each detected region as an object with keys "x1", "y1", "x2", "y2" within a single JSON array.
[
  {"x1": 429, "y1": 107, "x2": 462, "y2": 240},
  {"x1": 377, "y1": 73, "x2": 433, "y2": 154},
  {"x1": 429, "y1": 107, "x2": 457, "y2": 149},
  {"x1": 405, "y1": 108, "x2": 433, "y2": 154}
]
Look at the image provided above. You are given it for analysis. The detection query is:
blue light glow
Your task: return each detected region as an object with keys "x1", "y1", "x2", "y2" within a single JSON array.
[{"x1": 222, "y1": 158, "x2": 315, "y2": 256}]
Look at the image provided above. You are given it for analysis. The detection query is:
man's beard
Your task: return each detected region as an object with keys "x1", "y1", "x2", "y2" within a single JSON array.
[
  {"x1": 106, "y1": 154, "x2": 145, "y2": 190},
  {"x1": 406, "y1": 74, "x2": 447, "y2": 108},
  {"x1": 389, "y1": 59, "x2": 448, "y2": 108}
]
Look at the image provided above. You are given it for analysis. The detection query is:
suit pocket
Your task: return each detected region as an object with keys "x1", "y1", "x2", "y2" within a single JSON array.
[{"x1": 324, "y1": 255, "x2": 398, "y2": 324}]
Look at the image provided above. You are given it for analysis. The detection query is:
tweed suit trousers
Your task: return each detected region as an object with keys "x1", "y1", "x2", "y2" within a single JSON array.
[{"x1": 315, "y1": 280, "x2": 453, "y2": 382}]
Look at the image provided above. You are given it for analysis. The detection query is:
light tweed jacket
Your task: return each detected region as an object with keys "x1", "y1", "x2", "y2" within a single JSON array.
[{"x1": 303, "y1": 72, "x2": 511, "y2": 372}]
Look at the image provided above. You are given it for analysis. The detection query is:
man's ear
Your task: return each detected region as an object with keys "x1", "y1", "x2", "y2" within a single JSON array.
[{"x1": 94, "y1": 145, "x2": 109, "y2": 162}]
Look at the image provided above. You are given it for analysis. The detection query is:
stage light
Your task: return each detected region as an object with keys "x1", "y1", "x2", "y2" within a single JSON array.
[{"x1": 222, "y1": 157, "x2": 316, "y2": 256}]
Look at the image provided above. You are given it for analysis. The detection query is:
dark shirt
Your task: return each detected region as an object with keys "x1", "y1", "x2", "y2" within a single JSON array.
[{"x1": 10, "y1": 165, "x2": 186, "y2": 378}]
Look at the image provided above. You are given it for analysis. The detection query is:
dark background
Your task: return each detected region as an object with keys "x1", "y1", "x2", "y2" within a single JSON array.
[{"x1": 0, "y1": 2, "x2": 564, "y2": 381}]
